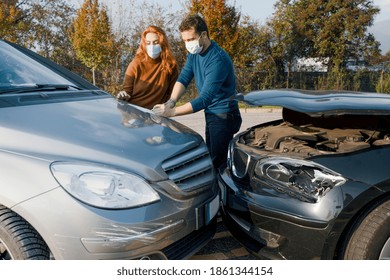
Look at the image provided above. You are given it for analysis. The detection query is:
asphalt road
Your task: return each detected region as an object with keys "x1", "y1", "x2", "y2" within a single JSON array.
[
  {"x1": 173, "y1": 107, "x2": 282, "y2": 139},
  {"x1": 173, "y1": 108, "x2": 283, "y2": 260}
]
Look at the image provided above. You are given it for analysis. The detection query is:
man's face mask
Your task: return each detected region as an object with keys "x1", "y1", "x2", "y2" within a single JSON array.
[
  {"x1": 146, "y1": 44, "x2": 162, "y2": 59},
  {"x1": 185, "y1": 32, "x2": 204, "y2": 54}
]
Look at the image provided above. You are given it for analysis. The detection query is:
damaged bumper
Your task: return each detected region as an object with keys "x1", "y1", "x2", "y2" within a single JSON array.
[
  {"x1": 218, "y1": 168, "x2": 344, "y2": 260},
  {"x1": 13, "y1": 186, "x2": 219, "y2": 260}
]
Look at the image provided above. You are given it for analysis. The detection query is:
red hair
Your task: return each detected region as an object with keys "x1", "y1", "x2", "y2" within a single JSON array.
[{"x1": 136, "y1": 26, "x2": 177, "y2": 74}]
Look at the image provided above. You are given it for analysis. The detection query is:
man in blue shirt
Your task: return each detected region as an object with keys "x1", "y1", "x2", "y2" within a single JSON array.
[{"x1": 153, "y1": 14, "x2": 242, "y2": 169}]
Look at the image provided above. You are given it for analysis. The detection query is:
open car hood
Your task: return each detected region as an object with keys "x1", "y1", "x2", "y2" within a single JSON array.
[{"x1": 237, "y1": 89, "x2": 390, "y2": 116}]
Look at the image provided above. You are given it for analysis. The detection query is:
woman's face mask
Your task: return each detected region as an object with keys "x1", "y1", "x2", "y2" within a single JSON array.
[
  {"x1": 185, "y1": 33, "x2": 204, "y2": 54},
  {"x1": 146, "y1": 44, "x2": 162, "y2": 59}
]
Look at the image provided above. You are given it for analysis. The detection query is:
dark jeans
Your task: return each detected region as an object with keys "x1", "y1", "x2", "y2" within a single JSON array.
[{"x1": 205, "y1": 109, "x2": 242, "y2": 170}]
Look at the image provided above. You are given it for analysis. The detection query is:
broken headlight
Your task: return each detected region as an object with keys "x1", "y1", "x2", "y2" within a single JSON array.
[{"x1": 254, "y1": 157, "x2": 346, "y2": 202}]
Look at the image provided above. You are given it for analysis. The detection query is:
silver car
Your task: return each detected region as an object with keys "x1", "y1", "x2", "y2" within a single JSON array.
[{"x1": 0, "y1": 40, "x2": 219, "y2": 260}]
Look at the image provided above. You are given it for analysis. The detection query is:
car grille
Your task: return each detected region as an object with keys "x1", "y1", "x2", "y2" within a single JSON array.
[{"x1": 162, "y1": 144, "x2": 215, "y2": 192}]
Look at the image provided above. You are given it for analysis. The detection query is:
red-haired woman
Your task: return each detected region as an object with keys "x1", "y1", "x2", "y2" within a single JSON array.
[{"x1": 117, "y1": 26, "x2": 179, "y2": 109}]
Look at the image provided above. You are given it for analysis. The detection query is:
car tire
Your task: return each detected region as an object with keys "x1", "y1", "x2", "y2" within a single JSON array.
[
  {"x1": 0, "y1": 205, "x2": 50, "y2": 260},
  {"x1": 343, "y1": 199, "x2": 390, "y2": 260}
]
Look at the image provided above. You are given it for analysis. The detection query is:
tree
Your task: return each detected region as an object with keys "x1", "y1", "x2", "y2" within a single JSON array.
[
  {"x1": 233, "y1": 16, "x2": 273, "y2": 92},
  {"x1": 69, "y1": 0, "x2": 117, "y2": 85},
  {"x1": 29, "y1": 1, "x2": 75, "y2": 60},
  {"x1": 267, "y1": 0, "x2": 311, "y2": 87},
  {"x1": 287, "y1": 0, "x2": 380, "y2": 72},
  {"x1": 375, "y1": 51, "x2": 390, "y2": 93},
  {"x1": 24, "y1": 0, "x2": 81, "y2": 75},
  {"x1": 0, "y1": 0, "x2": 32, "y2": 45},
  {"x1": 263, "y1": 0, "x2": 381, "y2": 90}
]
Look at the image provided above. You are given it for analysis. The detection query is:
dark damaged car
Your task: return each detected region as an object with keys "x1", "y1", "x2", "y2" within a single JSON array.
[
  {"x1": 0, "y1": 40, "x2": 219, "y2": 260},
  {"x1": 219, "y1": 89, "x2": 390, "y2": 260}
]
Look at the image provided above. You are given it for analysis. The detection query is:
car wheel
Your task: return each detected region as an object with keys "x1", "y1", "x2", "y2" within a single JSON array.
[
  {"x1": 343, "y1": 199, "x2": 390, "y2": 260},
  {"x1": 0, "y1": 205, "x2": 50, "y2": 260}
]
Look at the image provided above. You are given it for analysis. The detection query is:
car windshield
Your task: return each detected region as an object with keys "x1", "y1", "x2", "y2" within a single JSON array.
[{"x1": 0, "y1": 41, "x2": 77, "y2": 92}]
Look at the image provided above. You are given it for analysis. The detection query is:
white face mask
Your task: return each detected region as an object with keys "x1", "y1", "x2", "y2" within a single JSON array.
[
  {"x1": 185, "y1": 34, "x2": 203, "y2": 54},
  {"x1": 146, "y1": 44, "x2": 162, "y2": 59}
]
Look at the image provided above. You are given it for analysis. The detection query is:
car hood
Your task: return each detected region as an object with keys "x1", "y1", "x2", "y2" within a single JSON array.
[
  {"x1": 237, "y1": 89, "x2": 390, "y2": 116},
  {"x1": 0, "y1": 96, "x2": 202, "y2": 181}
]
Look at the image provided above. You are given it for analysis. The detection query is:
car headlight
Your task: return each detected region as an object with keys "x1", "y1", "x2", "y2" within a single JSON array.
[
  {"x1": 254, "y1": 157, "x2": 346, "y2": 202},
  {"x1": 50, "y1": 162, "x2": 160, "y2": 209}
]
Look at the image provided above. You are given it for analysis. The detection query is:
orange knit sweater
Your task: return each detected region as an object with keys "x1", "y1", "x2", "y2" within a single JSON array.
[{"x1": 122, "y1": 56, "x2": 179, "y2": 109}]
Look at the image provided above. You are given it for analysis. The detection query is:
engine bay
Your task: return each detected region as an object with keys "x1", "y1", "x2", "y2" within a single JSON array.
[{"x1": 241, "y1": 108, "x2": 390, "y2": 157}]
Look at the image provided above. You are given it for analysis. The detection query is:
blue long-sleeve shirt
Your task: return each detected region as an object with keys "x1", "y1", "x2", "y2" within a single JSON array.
[{"x1": 177, "y1": 41, "x2": 239, "y2": 114}]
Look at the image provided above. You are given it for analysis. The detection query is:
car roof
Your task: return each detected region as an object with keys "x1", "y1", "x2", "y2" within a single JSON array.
[{"x1": 237, "y1": 89, "x2": 390, "y2": 116}]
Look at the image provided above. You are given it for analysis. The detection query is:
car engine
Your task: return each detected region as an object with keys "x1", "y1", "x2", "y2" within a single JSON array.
[{"x1": 241, "y1": 108, "x2": 390, "y2": 157}]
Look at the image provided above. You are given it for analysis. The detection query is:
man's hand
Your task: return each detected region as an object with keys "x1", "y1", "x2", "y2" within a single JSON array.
[
  {"x1": 117, "y1": 91, "x2": 131, "y2": 100},
  {"x1": 152, "y1": 103, "x2": 176, "y2": 117}
]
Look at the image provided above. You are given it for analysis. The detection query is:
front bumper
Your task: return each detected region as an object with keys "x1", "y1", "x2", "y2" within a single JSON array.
[
  {"x1": 218, "y1": 168, "x2": 344, "y2": 260},
  {"x1": 13, "y1": 186, "x2": 219, "y2": 260}
]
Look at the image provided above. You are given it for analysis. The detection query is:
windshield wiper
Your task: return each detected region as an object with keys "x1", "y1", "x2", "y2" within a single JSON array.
[
  {"x1": 36, "y1": 84, "x2": 83, "y2": 90},
  {"x1": 0, "y1": 83, "x2": 83, "y2": 94}
]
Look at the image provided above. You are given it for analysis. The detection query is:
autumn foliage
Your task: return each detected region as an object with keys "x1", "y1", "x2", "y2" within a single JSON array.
[{"x1": 1, "y1": 0, "x2": 388, "y2": 93}]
